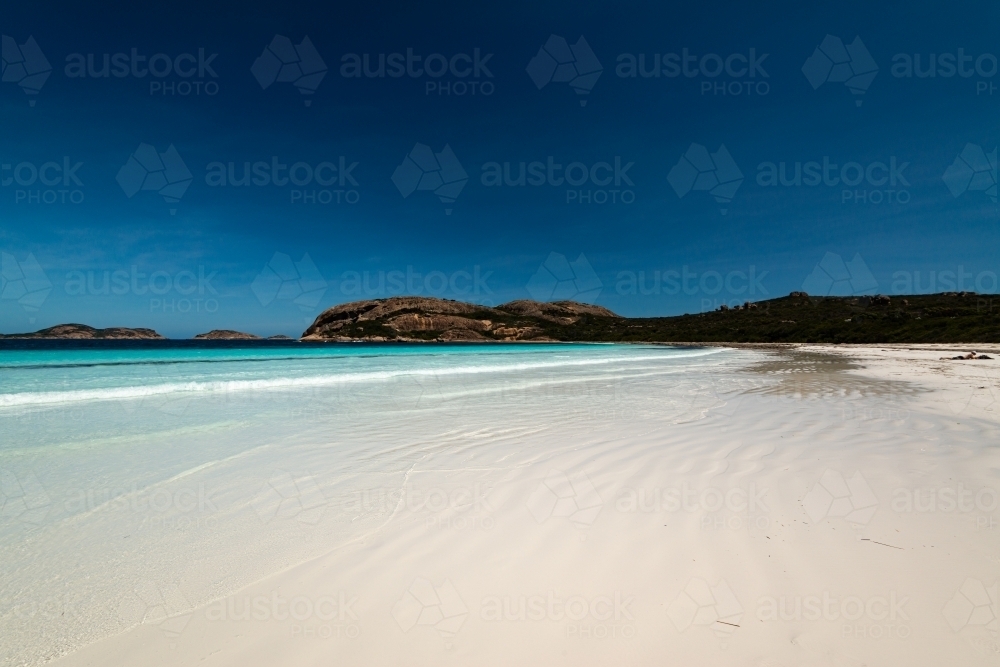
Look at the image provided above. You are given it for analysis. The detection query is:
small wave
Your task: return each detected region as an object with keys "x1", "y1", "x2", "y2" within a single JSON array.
[
  {"x1": 0, "y1": 355, "x2": 347, "y2": 371},
  {"x1": 0, "y1": 348, "x2": 724, "y2": 408}
]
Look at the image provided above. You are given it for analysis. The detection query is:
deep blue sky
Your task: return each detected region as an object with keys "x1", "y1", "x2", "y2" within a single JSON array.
[{"x1": 1, "y1": 0, "x2": 997, "y2": 337}]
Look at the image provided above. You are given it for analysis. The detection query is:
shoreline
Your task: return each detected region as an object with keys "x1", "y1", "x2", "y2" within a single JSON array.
[{"x1": 5, "y1": 344, "x2": 998, "y2": 667}]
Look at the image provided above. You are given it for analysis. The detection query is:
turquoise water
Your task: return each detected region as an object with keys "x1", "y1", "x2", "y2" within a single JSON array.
[
  {"x1": 0, "y1": 343, "x2": 705, "y2": 407},
  {"x1": 0, "y1": 342, "x2": 736, "y2": 666},
  {"x1": 0, "y1": 342, "x2": 725, "y2": 460}
]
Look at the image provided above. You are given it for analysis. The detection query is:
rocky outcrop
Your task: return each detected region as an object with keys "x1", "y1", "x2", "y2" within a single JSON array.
[
  {"x1": 384, "y1": 313, "x2": 492, "y2": 333},
  {"x1": 301, "y1": 296, "x2": 616, "y2": 342},
  {"x1": 498, "y1": 300, "x2": 619, "y2": 324},
  {"x1": 194, "y1": 330, "x2": 261, "y2": 340},
  {"x1": 491, "y1": 325, "x2": 548, "y2": 341},
  {"x1": 437, "y1": 328, "x2": 490, "y2": 341},
  {"x1": 302, "y1": 297, "x2": 482, "y2": 338},
  {"x1": 0, "y1": 324, "x2": 165, "y2": 339}
]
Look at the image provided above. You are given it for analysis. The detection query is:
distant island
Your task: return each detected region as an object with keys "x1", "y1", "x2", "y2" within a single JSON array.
[
  {"x1": 0, "y1": 324, "x2": 166, "y2": 340},
  {"x1": 2, "y1": 292, "x2": 998, "y2": 344},
  {"x1": 192, "y1": 330, "x2": 293, "y2": 340},
  {"x1": 0, "y1": 325, "x2": 295, "y2": 341}
]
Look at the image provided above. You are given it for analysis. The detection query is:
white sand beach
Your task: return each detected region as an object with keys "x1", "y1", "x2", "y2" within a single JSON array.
[{"x1": 5, "y1": 344, "x2": 1000, "y2": 666}]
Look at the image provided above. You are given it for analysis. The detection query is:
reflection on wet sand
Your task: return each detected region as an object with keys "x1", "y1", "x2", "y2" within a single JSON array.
[{"x1": 742, "y1": 350, "x2": 925, "y2": 401}]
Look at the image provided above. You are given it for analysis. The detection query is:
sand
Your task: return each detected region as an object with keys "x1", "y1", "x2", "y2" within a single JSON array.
[{"x1": 23, "y1": 345, "x2": 1000, "y2": 665}]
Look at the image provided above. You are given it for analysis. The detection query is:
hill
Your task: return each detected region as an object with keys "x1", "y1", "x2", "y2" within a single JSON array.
[
  {"x1": 0, "y1": 324, "x2": 165, "y2": 340},
  {"x1": 194, "y1": 330, "x2": 261, "y2": 340},
  {"x1": 300, "y1": 296, "x2": 620, "y2": 341},
  {"x1": 601, "y1": 292, "x2": 1000, "y2": 344},
  {"x1": 301, "y1": 293, "x2": 1000, "y2": 344}
]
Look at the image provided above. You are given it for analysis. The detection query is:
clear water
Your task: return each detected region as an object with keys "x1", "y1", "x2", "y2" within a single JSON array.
[
  {"x1": 0, "y1": 342, "x2": 734, "y2": 666},
  {"x1": 0, "y1": 342, "x2": 713, "y2": 408}
]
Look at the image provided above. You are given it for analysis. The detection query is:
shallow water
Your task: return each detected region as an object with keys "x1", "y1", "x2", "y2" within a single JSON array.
[
  {"x1": 8, "y1": 343, "x2": 999, "y2": 667},
  {"x1": 0, "y1": 342, "x2": 737, "y2": 666}
]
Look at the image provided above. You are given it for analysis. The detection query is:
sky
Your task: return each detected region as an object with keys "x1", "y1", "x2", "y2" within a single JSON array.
[{"x1": 1, "y1": 0, "x2": 997, "y2": 337}]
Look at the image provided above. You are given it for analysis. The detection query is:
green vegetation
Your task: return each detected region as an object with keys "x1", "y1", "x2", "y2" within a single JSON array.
[{"x1": 555, "y1": 293, "x2": 1000, "y2": 343}]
